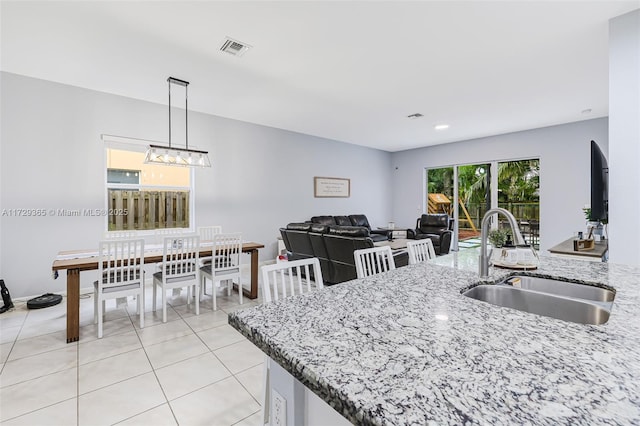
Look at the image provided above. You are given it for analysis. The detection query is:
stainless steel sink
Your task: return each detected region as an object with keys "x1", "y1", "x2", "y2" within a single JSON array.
[
  {"x1": 500, "y1": 275, "x2": 615, "y2": 302},
  {"x1": 463, "y1": 277, "x2": 615, "y2": 325}
]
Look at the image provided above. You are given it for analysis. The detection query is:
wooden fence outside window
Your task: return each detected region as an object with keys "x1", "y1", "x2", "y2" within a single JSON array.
[{"x1": 108, "y1": 189, "x2": 190, "y2": 231}]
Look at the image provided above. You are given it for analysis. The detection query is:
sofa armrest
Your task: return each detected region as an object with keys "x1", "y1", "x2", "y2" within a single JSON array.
[{"x1": 438, "y1": 230, "x2": 453, "y2": 254}]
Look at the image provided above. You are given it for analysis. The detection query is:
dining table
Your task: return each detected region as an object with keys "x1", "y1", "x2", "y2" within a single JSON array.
[{"x1": 51, "y1": 241, "x2": 264, "y2": 343}]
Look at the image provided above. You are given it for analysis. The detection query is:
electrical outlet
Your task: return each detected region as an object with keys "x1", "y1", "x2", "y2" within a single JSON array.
[{"x1": 272, "y1": 389, "x2": 287, "y2": 426}]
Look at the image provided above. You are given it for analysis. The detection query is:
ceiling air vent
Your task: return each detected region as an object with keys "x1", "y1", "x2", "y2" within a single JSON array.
[
  {"x1": 220, "y1": 37, "x2": 252, "y2": 57},
  {"x1": 407, "y1": 113, "x2": 424, "y2": 119}
]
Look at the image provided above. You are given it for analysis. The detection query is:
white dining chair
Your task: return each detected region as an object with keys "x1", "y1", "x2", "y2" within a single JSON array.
[
  {"x1": 154, "y1": 227, "x2": 187, "y2": 245},
  {"x1": 259, "y1": 256, "x2": 324, "y2": 424},
  {"x1": 200, "y1": 232, "x2": 242, "y2": 311},
  {"x1": 406, "y1": 239, "x2": 436, "y2": 264},
  {"x1": 94, "y1": 238, "x2": 145, "y2": 338},
  {"x1": 198, "y1": 225, "x2": 223, "y2": 295},
  {"x1": 354, "y1": 245, "x2": 396, "y2": 278},
  {"x1": 198, "y1": 225, "x2": 223, "y2": 243},
  {"x1": 102, "y1": 230, "x2": 141, "y2": 307},
  {"x1": 103, "y1": 230, "x2": 137, "y2": 239},
  {"x1": 261, "y1": 257, "x2": 324, "y2": 303},
  {"x1": 153, "y1": 228, "x2": 186, "y2": 275},
  {"x1": 152, "y1": 234, "x2": 200, "y2": 322}
]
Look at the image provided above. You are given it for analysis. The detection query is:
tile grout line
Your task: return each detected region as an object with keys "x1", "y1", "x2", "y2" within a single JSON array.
[
  {"x1": 0, "y1": 303, "x2": 29, "y2": 375},
  {"x1": 131, "y1": 294, "x2": 181, "y2": 426},
  {"x1": 172, "y1": 293, "x2": 266, "y2": 411}
]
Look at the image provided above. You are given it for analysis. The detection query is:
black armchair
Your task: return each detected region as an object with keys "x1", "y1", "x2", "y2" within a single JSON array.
[
  {"x1": 348, "y1": 214, "x2": 389, "y2": 242},
  {"x1": 410, "y1": 214, "x2": 453, "y2": 255}
]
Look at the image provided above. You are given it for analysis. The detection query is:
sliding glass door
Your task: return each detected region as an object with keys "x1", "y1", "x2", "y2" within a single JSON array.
[
  {"x1": 426, "y1": 158, "x2": 539, "y2": 251},
  {"x1": 497, "y1": 159, "x2": 540, "y2": 248},
  {"x1": 456, "y1": 163, "x2": 490, "y2": 247}
]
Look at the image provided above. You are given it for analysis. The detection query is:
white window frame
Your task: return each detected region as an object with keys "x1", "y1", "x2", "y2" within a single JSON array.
[{"x1": 102, "y1": 134, "x2": 195, "y2": 235}]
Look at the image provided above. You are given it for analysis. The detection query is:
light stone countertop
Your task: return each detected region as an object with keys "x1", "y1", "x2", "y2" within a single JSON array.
[{"x1": 229, "y1": 249, "x2": 640, "y2": 425}]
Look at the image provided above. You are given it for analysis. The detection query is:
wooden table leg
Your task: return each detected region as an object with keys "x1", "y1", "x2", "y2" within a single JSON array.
[
  {"x1": 235, "y1": 249, "x2": 260, "y2": 299},
  {"x1": 66, "y1": 269, "x2": 80, "y2": 343},
  {"x1": 249, "y1": 248, "x2": 259, "y2": 299}
]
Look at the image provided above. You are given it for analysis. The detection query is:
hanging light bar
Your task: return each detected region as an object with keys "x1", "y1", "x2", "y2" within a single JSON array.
[{"x1": 144, "y1": 77, "x2": 211, "y2": 167}]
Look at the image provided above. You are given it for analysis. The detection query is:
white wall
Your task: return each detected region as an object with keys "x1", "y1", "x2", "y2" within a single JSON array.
[
  {"x1": 0, "y1": 72, "x2": 392, "y2": 298},
  {"x1": 608, "y1": 9, "x2": 640, "y2": 267},
  {"x1": 390, "y1": 118, "x2": 609, "y2": 253}
]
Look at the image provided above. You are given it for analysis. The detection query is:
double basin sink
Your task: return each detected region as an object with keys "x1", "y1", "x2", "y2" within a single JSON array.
[{"x1": 463, "y1": 275, "x2": 615, "y2": 325}]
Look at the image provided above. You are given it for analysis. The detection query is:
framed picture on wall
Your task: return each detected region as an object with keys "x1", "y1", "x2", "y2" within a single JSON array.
[{"x1": 314, "y1": 177, "x2": 350, "y2": 198}]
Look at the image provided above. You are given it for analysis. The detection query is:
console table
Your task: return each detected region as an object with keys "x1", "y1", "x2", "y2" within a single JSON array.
[{"x1": 548, "y1": 237, "x2": 608, "y2": 262}]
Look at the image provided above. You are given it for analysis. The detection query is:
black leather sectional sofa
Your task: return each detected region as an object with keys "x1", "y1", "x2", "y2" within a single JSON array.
[
  {"x1": 280, "y1": 223, "x2": 408, "y2": 285},
  {"x1": 309, "y1": 214, "x2": 389, "y2": 242}
]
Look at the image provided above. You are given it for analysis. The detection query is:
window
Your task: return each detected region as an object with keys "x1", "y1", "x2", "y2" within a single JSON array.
[{"x1": 106, "y1": 146, "x2": 193, "y2": 231}]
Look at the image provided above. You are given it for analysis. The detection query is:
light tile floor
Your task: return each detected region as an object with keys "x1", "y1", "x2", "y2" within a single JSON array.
[{"x1": 0, "y1": 285, "x2": 265, "y2": 425}]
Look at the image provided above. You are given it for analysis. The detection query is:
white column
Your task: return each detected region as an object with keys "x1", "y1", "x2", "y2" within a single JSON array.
[{"x1": 608, "y1": 9, "x2": 640, "y2": 266}]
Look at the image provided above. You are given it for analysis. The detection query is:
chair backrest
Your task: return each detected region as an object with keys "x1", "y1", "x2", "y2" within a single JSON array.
[
  {"x1": 213, "y1": 232, "x2": 242, "y2": 272},
  {"x1": 98, "y1": 238, "x2": 145, "y2": 290},
  {"x1": 103, "y1": 230, "x2": 136, "y2": 239},
  {"x1": 261, "y1": 258, "x2": 324, "y2": 303},
  {"x1": 418, "y1": 214, "x2": 450, "y2": 233},
  {"x1": 161, "y1": 234, "x2": 200, "y2": 280},
  {"x1": 310, "y1": 216, "x2": 336, "y2": 226},
  {"x1": 198, "y1": 225, "x2": 223, "y2": 242},
  {"x1": 349, "y1": 214, "x2": 372, "y2": 230},
  {"x1": 406, "y1": 239, "x2": 436, "y2": 264},
  {"x1": 354, "y1": 245, "x2": 396, "y2": 278},
  {"x1": 283, "y1": 223, "x2": 314, "y2": 257},
  {"x1": 333, "y1": 215, "x2": 352, "y2": 226},
  {"x1": 155, "y1": 228, "x2": 187, "y2": 244}
]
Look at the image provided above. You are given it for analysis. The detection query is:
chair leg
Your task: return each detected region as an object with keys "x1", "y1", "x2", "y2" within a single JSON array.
[
  {"x1": 212, "y1": 278, "x2": 217, "y2": 311},
  {"x1": 238, "y1": 273, "x2": 243, "y2": 305},
  {"x1": 201, "y1": 276, "x2": 208, "y2": 297},
  {"x1": 139, "y1": 289, "x2": 144, "y2": 329},
  {"x1": 162, "y1": 287, "x2": 167, "y2": 323},
  {"x1": 152, "y1": 281, "x2": 157, "y2": 313},
  {"x1": 97, "y1": 295, "x2": 103, "y2": 339},
  {"x1": 195, "y1": 282, "x2": 200, "y2": 315},
  {"x1": 93, "y1": 289, "x2": 98, "y2": 325}
]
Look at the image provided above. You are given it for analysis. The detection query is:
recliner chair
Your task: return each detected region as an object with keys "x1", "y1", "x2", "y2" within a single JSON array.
[
  {"x1": 410, "y1": 214, "x2": 453, "y2": 255},
  {"x1": 348, "y1": 214, "x2": 389, "y2": 242}
]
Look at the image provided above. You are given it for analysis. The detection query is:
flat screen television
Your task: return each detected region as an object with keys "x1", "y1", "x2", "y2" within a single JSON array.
[{"x1": 590, "y1": 140, "x2": 608, "y2": 222}]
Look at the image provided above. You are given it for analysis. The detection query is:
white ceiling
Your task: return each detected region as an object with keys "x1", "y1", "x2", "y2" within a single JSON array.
[{"x1": 2, "y1": 1, "x2": 639, "y2": 152}]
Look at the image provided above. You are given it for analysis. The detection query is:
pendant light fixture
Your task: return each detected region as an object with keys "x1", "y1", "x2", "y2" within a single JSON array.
[{"x1": 144, "y1": 77, "x2": 211, "y2": 167}]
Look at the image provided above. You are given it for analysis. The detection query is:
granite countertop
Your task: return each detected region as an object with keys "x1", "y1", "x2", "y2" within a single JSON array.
[{"x1": 229, "y1": 250, "x2": 640, "y2": 425}]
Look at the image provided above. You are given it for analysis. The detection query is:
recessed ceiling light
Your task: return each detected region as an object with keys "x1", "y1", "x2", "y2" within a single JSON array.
[
  {"x1": 434, "y1": 124, "x2": 449, "y2": 130},
  {"x1": 407, "y1": 113, "x2": 424, "y2": 119},
  {"x1": 581, "y1": 108, "x2": 592, "y2": 115}
]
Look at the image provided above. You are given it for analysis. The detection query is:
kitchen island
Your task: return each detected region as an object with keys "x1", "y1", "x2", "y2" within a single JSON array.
[{"x1": 229, "y1": 252, "x2": 640, "y2": 425}]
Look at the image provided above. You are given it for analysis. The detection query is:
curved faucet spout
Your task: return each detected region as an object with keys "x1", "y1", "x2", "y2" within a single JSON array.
[{"x1": 479, "y1": 208, "x2": 526, "y2": 278}]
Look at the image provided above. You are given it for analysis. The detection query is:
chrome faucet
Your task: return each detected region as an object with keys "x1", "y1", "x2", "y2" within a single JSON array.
[{"x1": 479, "y1": 208, "x2": 527, "y2": 278}]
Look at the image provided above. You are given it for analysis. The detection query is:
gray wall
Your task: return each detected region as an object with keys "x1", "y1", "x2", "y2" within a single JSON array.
[
  {"x1": 0, "y1": 72, "x2": 392, "y2": 298},
  {"x1": 390, "y1": 118, "x2": 609, "y2": 253},
  {"x1": 608, "y1": 9, "x2": 640, "y2": 266}
]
